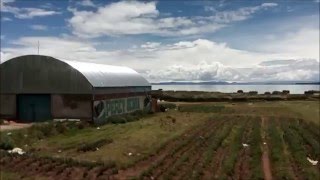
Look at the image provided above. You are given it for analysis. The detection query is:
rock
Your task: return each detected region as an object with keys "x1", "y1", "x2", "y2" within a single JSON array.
[
  {"x1": 8, "y1": 147, "x2": 25, "y2": 155},
  {"x1": 242, "y1": 143, "x2": 249, "y2": 147},
  {"x1": 307, "y1": 157, "x2": 318, "y2": 165},
  {"x1": 97, "y1": 127, "x2": 100, "y2": 130},
  {"x1": 128, "y1": 152, "x2": 133, "y2": 156}
]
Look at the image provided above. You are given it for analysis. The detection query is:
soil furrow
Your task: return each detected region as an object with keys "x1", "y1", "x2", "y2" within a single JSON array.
[
  {"x1": 151, "y1": 119, "x2": 221, "y2": 179},
  {"x1": 261, "y1": 117, "x2": 273, "y2": 180}
]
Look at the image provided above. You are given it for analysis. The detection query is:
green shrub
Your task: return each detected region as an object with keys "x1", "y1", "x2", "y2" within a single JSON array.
[
  {"x1": 160, "y1": 103, "x2": 176, "y2": 109},
  {"x1": 0, "y1": 137, "x2": 13, "y2": 150},
  {"x1": 55, "y1": 122, "x2": 68, "y2": 134},
  {"x1": 97, "y1": 110, "x2": 149, "y2": 125},
  {"x1": 108, "y1": 116, "x2": 127, "y2": 124},
  {"x1": 248, "y1": 91, "x2": 258, "y2": 95},
  {"x1": 33, "y1": 123, "x2": 57, "y2": 137},
  {"x1": 77, "y1": 138, "x2": 113, "y2": 152},
  {"x1": 179, "y1": 104, "x2": 226, "y2": 113},
  {"x1": 131, "y1": 110, "x2": 144, "y2": 116},
  {"x1": 77, "y1": 121, "x2": 90, "y2": 129}
]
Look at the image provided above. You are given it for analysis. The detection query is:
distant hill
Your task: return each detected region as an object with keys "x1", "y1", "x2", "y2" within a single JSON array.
[{"x1": 151, "y1": 81, "x2": 320, "y2": 85}]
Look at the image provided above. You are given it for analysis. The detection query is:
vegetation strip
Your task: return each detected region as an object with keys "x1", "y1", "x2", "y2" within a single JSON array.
[
  {"x1": 147, "y1": 117, "x2": 223, "y2": 179},
  {"x1": 267, "y1": 117, "x2": 294, "y2": 179},
  {"x1": 281, "y1": 118, "x2": 320, "y2": 179}
]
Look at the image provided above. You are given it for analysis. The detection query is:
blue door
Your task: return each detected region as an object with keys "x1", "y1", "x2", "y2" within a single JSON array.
[{"x1": 18, "y1": 95, "x2": 51, "y2": 122}]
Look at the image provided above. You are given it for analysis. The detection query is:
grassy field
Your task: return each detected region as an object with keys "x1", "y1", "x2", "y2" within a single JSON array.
[{"x1": 0, "y1": 100, "x2": 319, "y2": 179}]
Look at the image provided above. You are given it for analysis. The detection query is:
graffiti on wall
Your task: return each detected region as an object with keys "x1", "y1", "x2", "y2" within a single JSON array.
[{"x1": 93, "y1": 97, "x2": 141, "y2": 120}]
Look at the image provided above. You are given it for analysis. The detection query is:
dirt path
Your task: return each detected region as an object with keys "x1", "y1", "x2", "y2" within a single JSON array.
[
  {"x1": 234, "y1": 119, "x2": 252, "y2": 180},
  {"x1": 261, "y1": 117, "x2": 273, "y2": 180},
  {"x1": 0, "y1": 122, "x2": 32, "y2": 131}
]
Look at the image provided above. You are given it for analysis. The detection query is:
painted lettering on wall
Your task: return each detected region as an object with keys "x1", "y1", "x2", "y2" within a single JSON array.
[{"x1": 94, "y1": 97, "x2": 141, "y2": 120}]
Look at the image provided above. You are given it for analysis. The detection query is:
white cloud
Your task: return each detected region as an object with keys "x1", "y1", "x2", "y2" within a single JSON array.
[
  {"x1": 0, "y1": 0, "x2": 15, "y2": 6},
  {"x1": 204, "y1": 2, "x2": 277, "y2": 23},
  {"x1": 68, "y1": 1, "x2": 277, "y2": 38},
  {"x1": 256, "y1": 28, "x2": 319, "y2": 60},
  {"x1": 141, "y1": 42, "x2": 161, "y2": 49},
  {"x1": 261, "y1": 3, "x2": 278, "y2": 7},
  {"x1": 249, "y1": 59, "x2": 320, "y2": 81},
  {"x1": 30, "y1": 25, "x2": 47, "y2": 31},
  {"x1": 1, "y1": 1, "x2": 61, "y2": 19},
  {"x1": 2, "y1": 36, "x2": 317, "y2": 82},
  {"x1": 147, "y1": 61, "x2": 245, "y2": 82},
  {"x1": 1, "y1": 17, "x2": 12, "y2": 21},
  {"x1": 77, "y1": 0, "x2": 96, "y2": 7}
]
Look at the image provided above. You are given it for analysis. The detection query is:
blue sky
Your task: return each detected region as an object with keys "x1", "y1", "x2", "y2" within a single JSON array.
[{"x1": 1, "y1": 0, "x2": 319, "y2": 82}]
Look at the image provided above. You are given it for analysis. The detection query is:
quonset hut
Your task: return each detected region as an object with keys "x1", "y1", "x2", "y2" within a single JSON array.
[{"x1": 0, "y1": 55, "x2": 151, "y2": 123}]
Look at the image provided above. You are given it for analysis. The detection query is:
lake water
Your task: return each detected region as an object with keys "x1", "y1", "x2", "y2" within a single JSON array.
[{"x1": 152, "y1": 84, "x2": 320, "y2": 94}]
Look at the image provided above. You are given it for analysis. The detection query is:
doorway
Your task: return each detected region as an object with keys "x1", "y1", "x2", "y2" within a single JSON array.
[{"x1": 17, "y1": 94, "x2": 51, "y2": 122}]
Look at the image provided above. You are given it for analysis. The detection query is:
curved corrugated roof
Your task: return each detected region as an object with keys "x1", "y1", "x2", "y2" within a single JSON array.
[
  {"x1": 64, "y1": 60, "x2": 150, "y2": 87},
  {"x1": 0, "y1": 55, "x2": 150, "y2": 94}
]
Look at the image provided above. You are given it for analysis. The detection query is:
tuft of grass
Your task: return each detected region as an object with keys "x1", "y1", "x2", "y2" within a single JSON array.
[
  {"x1": 179, "y1": 104, "x2": 228, "y2": 113},
  {"x1": 96, "y1": 110, "x2": 151, "y2": 125},
  {"x1": 77, "y1": 138, "x2": 113, "y2": 152},
  {"x1": 159, "y1": 103, "x2": 177, "y2": 109},
  {"x1": 0, "y1": 137, "x2": 13, "y2": 150}
]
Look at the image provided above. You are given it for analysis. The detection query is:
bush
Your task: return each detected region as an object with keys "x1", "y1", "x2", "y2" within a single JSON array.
[
  {"x1": 77, "y1": 121, "x2": 90, "y2": 129},
  {"x1": 248, "y1": 91, "x2": 258, "y2": 95},
  {"x1": 131, "y1": 110, "x2": 144, "y2": 116},
  {"x1": 237, "y1": 90, "x2": 244, "y2": 93},
  {"x1": 108, "y1": 116, "x2": 127, "y2": 124},
  {"x1": 282, "y1": 90, "x2": 290, "y2": 94},
  {"x1": 97, "y1": 110, "x2": 149, "y2": 125},
  {"x1": 272, "y1": 91, "x2": 282, "y2": 95},
  {"x1": 55, "y1": 122, "x2": 68, "y2": 134},
  {"x1": 0, "y1": 138, "x2": 13, "y2": 150},
  {"x1": 304, "y1": 90, "x2": 319, "y2": 95},
  {"x1": 77, "y1": 138, "x2": 113, "y2": 152},
  {"x1": 160, "y1": 103, "x2": 176, "y2": 109},
  {"x1": 264, "y1": 92, "x2": 271, "y2": 95}
]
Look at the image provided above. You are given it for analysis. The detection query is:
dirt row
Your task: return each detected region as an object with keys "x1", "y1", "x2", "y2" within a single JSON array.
[
  {"x1": 1, "y1": 115, "x2": 319, "y2": 180},
  {"x1": 266, "y1": 117, "x2": 320, "y2": 180},
  {"x1": 0, "y1": 116, "x2": 225, "y2": 180}
]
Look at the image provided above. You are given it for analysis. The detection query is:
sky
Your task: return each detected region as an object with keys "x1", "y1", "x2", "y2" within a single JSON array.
[{"x1": 1, "y1": 0, "x2": 319, "y2": 82}]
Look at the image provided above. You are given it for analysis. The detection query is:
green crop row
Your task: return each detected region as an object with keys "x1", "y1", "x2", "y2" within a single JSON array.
[
  {"x1": 164, "y1": 118, "x2": 227, "y2": 180},
  {"x1": 220, "y1": 119, "x2": 248, "y2": 178},
  {"x1": 248, "y1": 117, "x2": 263, "y2": 179},
  {"x1": 289, "y1": 119, "x2": 320, "y2": 159},
  {"x1": 267, "y1": 117, "x2": 293, "y2": 179},
  {"x1": 282, "y1": 120, "x2": 319, "y2": 179},
  {"x1": 139, "y1": 116, "x2": 227, "y2": 179}
]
